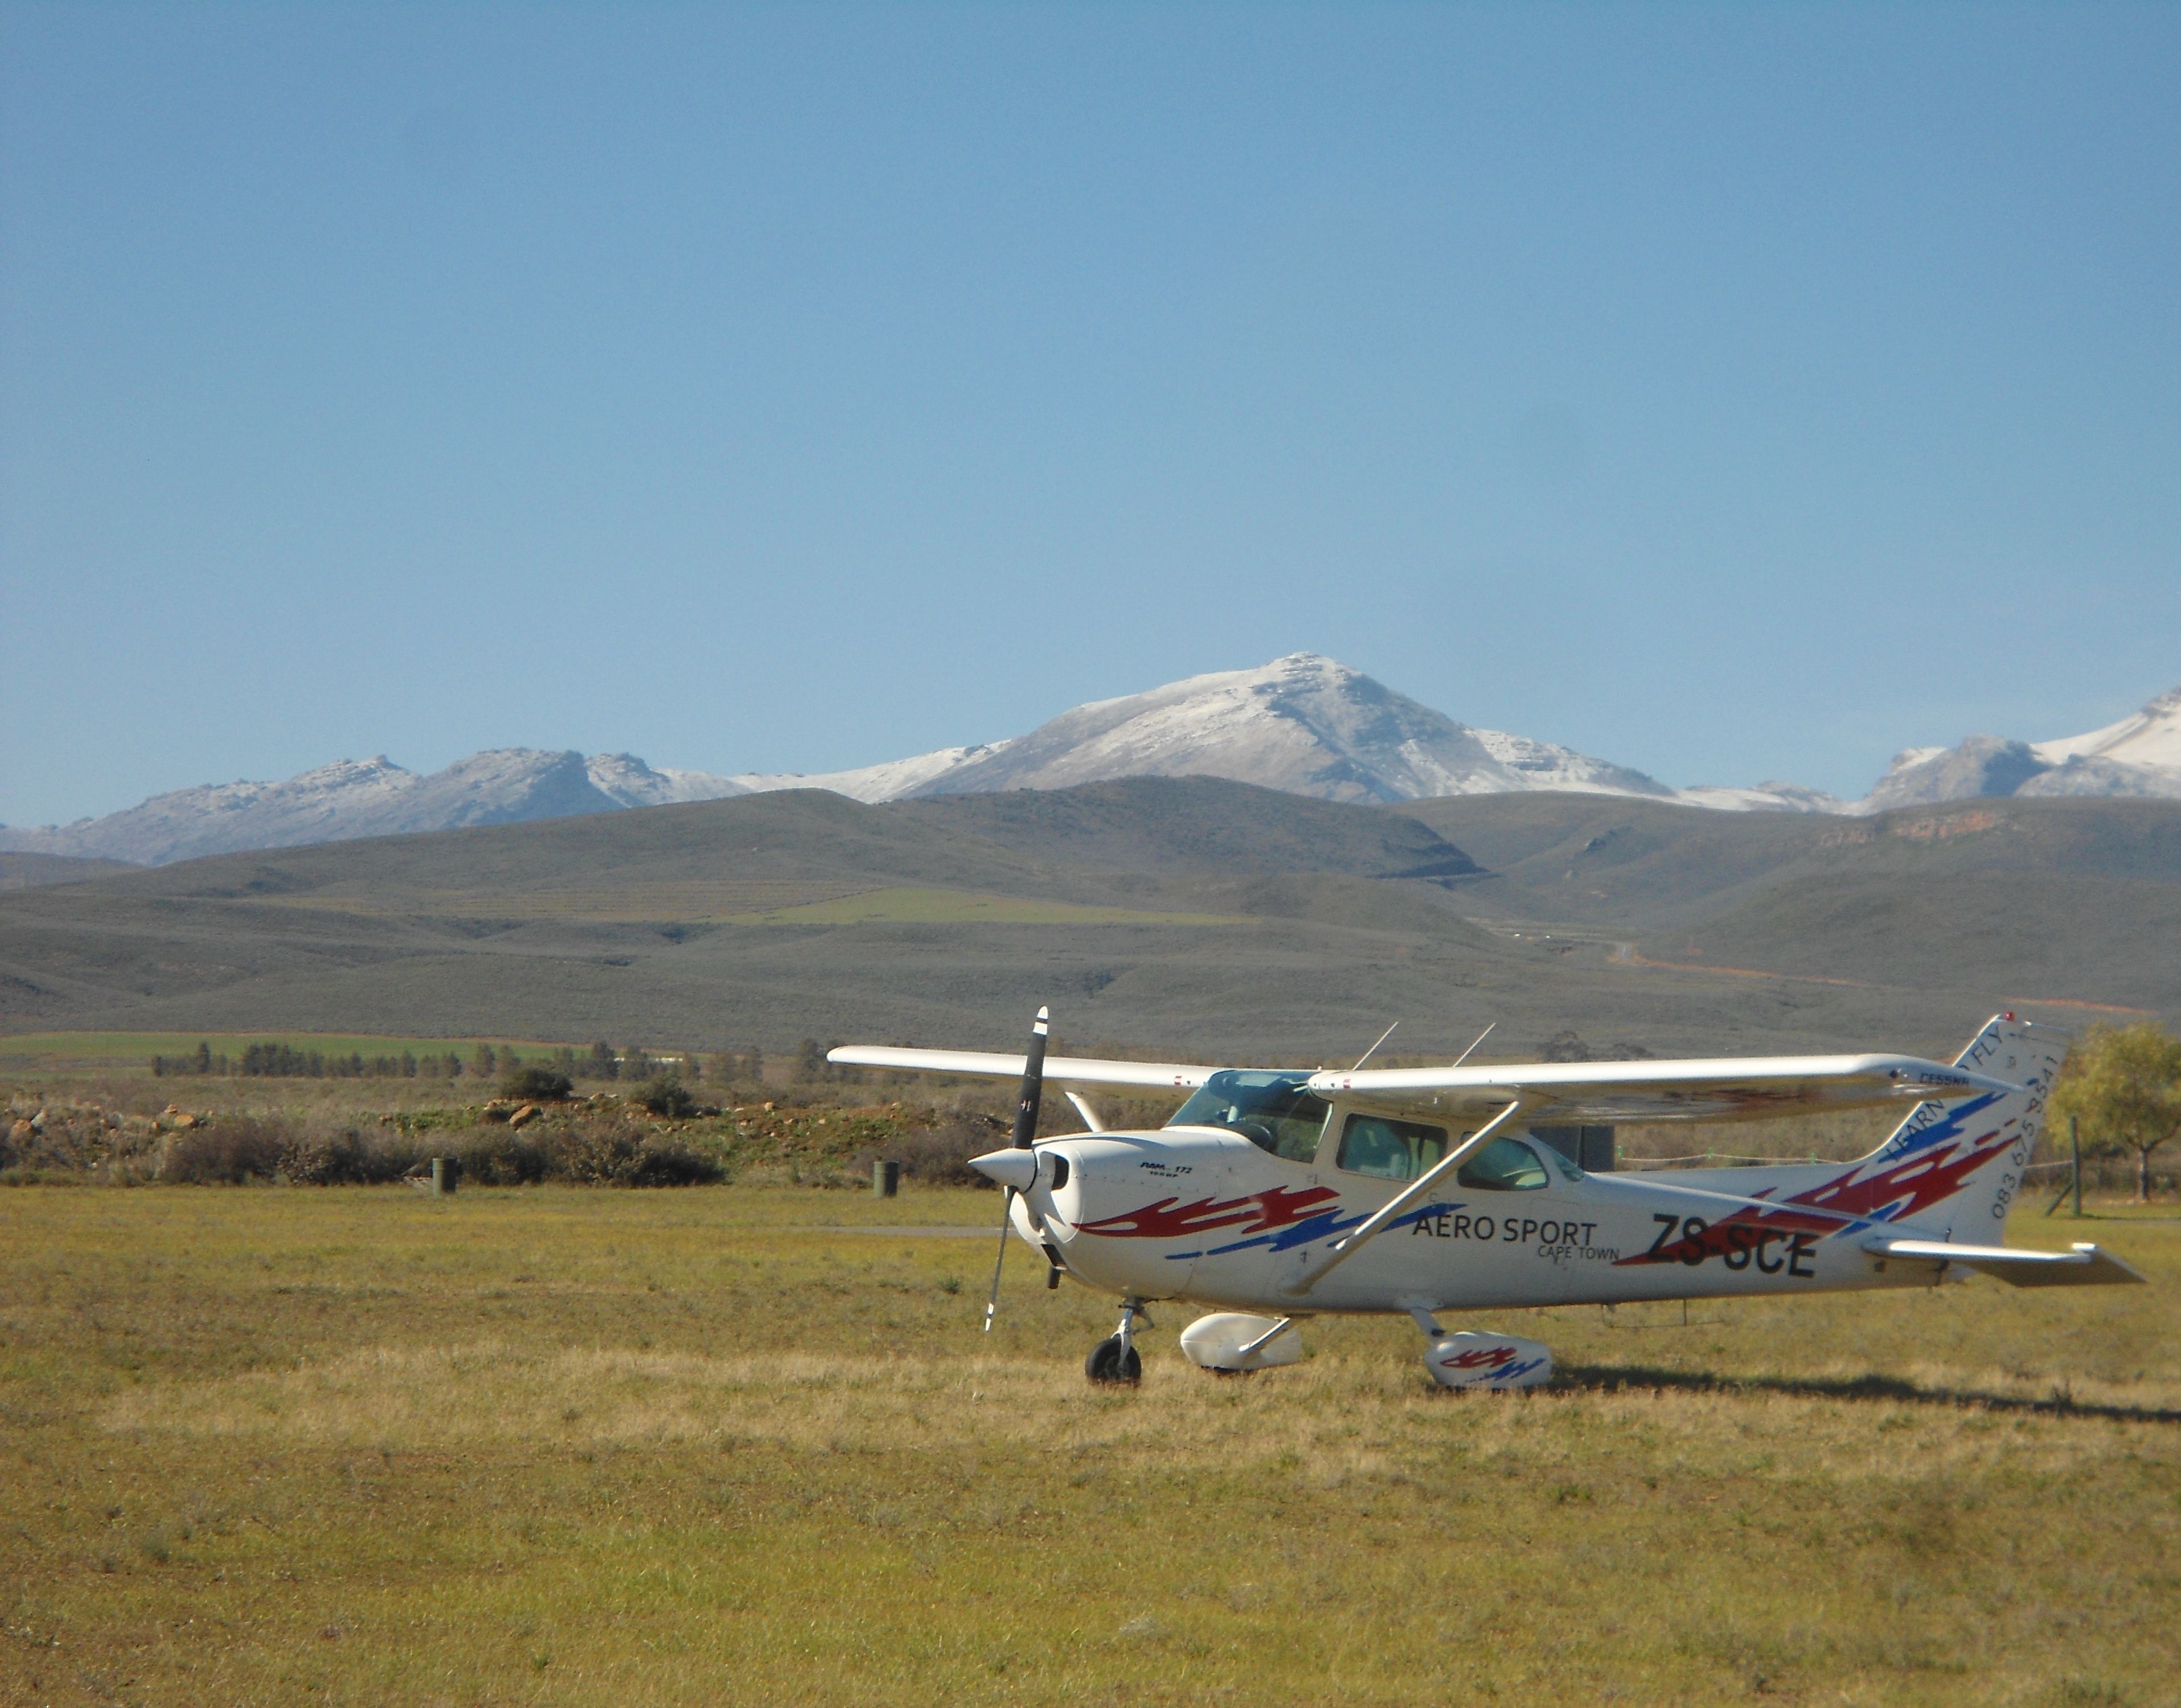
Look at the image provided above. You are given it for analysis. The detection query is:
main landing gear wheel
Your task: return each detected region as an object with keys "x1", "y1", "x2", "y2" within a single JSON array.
[{"x1": 1085, "y1": 1336, "x2": 1142, "y2": 1385}]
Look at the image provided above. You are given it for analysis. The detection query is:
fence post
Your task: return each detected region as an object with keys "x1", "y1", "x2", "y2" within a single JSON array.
[
  {"x1": 873, "y1": 1159, "x2": 900, "y2": 1198},
  {"x1": 2071, "y1": 1115, "x2": 2082, "y2": 1218}
]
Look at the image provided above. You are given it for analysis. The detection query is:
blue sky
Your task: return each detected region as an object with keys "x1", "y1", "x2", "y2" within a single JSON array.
[{"x1": 3, "y1": 3, "x2": 2176, "y2": 824}]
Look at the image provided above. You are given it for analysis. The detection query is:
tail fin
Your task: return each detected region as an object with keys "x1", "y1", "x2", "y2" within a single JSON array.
[{"x1": 1819, "y1": 1015, "x2": 2066, "y2": 1241}]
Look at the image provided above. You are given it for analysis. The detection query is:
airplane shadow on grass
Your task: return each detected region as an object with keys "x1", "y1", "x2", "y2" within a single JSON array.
[{"x1": 1551, "y1": 1362, "x2": 2181, "y2": 1427}]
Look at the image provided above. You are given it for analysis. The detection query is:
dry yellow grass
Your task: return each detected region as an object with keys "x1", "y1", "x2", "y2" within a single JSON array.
[{"x1": 2, "y1": 1185, "x2": 2176, "y2": 1706}]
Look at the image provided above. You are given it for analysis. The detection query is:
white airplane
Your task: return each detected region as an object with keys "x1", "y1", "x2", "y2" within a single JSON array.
[{"x1": 831, "y1": 1011, "x2": 2142, "y2": 1387}]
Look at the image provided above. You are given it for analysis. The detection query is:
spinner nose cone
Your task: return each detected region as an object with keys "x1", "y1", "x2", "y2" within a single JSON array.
[{"x1": 969, "y1": 1148, "x2": 1039, "y2": 1192}]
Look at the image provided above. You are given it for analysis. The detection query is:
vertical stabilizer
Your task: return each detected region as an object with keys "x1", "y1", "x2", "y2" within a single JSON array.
[{"x1": 1813, "y1": 1015, "x2": 2066, "y2": 1242}]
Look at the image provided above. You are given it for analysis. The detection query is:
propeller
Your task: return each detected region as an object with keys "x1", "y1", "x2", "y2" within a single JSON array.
[{"x1": 981, "y1": 1004, "x2": 1049, "y2": 1333}]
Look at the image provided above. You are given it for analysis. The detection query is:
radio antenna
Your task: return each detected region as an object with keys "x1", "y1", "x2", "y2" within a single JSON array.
[
  {"x1": 1449, "y1": 1021, "x2": 1496, "y2": 1068},
  {"x1": 1350, "y1": 1021, "x2": 1400, "y2": 1073}
]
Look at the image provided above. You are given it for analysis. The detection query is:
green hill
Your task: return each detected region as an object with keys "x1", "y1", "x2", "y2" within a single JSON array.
[
  {"x1": 1394, "y1": 793, "x2": 2181, "y2": 930},
  {"x1": 0, "y1": 852, "x2": 133, "y2": 892},
  {"x1": 1, "y1": 781, "x2": 2175, "y2": 1062}
]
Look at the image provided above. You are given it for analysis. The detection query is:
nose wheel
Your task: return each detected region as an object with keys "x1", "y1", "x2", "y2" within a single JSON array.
[{"x1": 1086, "y1": 1299, "x2": 1150, "y2": 1385}]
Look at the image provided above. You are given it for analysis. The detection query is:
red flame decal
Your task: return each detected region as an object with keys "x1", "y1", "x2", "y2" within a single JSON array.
[
  {"x1": 1074, "y1": 1184, "x2": 1340, "y2": 1241},
  {"x1": 1621, "y1": 1131, "x2": 2016, "y2": 1266}
]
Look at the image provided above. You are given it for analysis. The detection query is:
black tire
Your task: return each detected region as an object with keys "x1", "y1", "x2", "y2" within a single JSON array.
[{"x1": 1084, "y1": 1335, "x2": 1142, "y2": 1385}]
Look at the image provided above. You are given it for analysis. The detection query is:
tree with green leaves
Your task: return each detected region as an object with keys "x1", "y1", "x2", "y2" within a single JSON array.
[
  {"x1": 637, "y1": 1075, "x2": 696, "y2": 1119},
  {"x1": 501, "y1": 1063, "x2": 574, "y2": 1103},
  {"x1": 2049, "y1": 1021, "x2": 2181, "y2": 1202}
]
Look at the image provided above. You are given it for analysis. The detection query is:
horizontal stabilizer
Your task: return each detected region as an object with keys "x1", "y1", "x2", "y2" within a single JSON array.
[
  {"x1": 1863, "y1": 1238, "x2": 2146, "y2": 1287},
  {"x1": 827, "y1": 1045, "x2": 1216, "y2": 1093}
]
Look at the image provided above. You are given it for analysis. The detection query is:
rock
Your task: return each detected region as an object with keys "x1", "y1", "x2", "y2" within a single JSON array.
[
  {"x1": 509, "y1": 1105, "x2": 540, "y2": 1130},
  {"x1": 171, "y1": 1112, "x2": 198, "y2": 1130},
  {"x1": 9, "y1": 1119, "x2": 32, "y2": 1143}
]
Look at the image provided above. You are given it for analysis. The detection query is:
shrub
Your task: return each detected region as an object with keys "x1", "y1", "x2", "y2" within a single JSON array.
[
  {"x1": 548, "y1": 1118, "x2": 724, "y2": 1186},
  {"x1": 448, "y1": 1128, "x2": 550, "y2": 1185},
  {"x1": 161, "y1": 1116, "x2": 294, "y2": 1184},
  {"x1": 614, "y1": 1135, "x2": 723, "y2": 1186},
  {"x1": 876, "y1": 1119, "x2": 1004, "y2": 1188},
  {"x1": 636, "y1": 1075, "x2": 696, "y2": 1119},
  {"x1": 500, "y1": 1065, "x2": 574, "y2": 1103},
  {"x1": 280, "y1": 1123, "x2": 423, "y2": 1185}
]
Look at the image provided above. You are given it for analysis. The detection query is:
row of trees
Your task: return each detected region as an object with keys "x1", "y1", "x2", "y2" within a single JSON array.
[
  {"x1": 151, "y1": 1040, "x2": 719, "y2": 1083},
  {"x1": 147, "y1": 1039, "x2": 844, "y2": 1088},
  {"x1": 154, "y1": 1042, "x2": 466, "y2": 1079},
  {"x1": 2050, "y1": 1022, "x2": 2181, "y2": 1201}
]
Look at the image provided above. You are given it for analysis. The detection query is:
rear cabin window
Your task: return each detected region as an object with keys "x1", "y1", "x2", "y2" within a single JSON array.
[
  {"x1": 1455, "y1": 1136, "x2": 1552, "y2": 1192},
  {"x1": 1166, "y1": 1070, "x2": 1330, "y2": 1163},
  {"x1": 1335, "y1": 1114, "x2": 1450, "y2": 1181}
]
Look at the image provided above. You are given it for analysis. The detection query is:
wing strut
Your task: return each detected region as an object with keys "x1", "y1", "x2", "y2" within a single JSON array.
[{"x1": 1285, "y1": 1100, "x2": 1526, "y2": 1296}]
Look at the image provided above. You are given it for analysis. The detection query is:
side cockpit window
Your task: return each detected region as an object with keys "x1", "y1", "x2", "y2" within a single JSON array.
[
  {"x1": 1334, "y1": 1114, "x2": 1449, "y2": 1182},
  {"x1": 1454, "y1": 1136, "x2": 1552, "y2": 1192}
]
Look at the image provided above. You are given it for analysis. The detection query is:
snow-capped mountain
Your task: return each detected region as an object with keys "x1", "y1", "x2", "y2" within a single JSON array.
[
  {"x1": 729, "y1": 745, "x2": 1002, "y2": 803},
  {"x1": 0, "y1": 751, "x2": 745, "y2": 867},
  {"x1": 9, "y1": 658, "x2": 2176, "y2": 867},
  {"x1": 736, "y1": 655, "x2": 1682, "y2": 806},
  {"x1": 1862, "y1": 685, "x2": 2181, "y2": 812},
  {"x1": 583, "y1": 754, "x2": 748, "y2": 810}
]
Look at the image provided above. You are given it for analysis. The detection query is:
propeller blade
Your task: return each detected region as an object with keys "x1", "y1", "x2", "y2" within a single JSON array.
[
  {"x1": 985, "y1": 1005, "x2": 1050, "y2": 1333},
  {"x1": 982, "y1": 1189, "x2": 1012, "y2": 1335},
  {"x1": 1011, "y1": 1005, "x2": 1049, "y2": 1148}
]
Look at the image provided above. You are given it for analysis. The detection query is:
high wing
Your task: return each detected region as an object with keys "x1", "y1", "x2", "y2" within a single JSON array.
[
  {"x1": 1303, "y1": 1053, "x2": 2020, "y2": 1123},
  {"x1": 1862, "y1": 1238, "x2": 2146, "y2": 1287},
  {"x1": 826, "y1": 1045, "x2": 1219, "y2": 1093},
  {"x1": 830, "y1": 1044, "x2": 2019, "y2": 1123}
]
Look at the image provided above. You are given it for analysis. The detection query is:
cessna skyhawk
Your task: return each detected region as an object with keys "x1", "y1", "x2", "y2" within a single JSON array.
[{"x1": 830, "y1": 1012, "x2": 2141, "y2": 1387}]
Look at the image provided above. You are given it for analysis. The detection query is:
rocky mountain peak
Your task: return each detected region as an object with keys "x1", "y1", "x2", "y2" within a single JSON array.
[{"x1": 9, "y1": 660, "x2": 2178, "y2": 864}]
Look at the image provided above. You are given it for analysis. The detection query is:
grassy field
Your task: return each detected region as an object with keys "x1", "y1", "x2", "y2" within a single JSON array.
[{"x1": 1, "y1": 1185, "x2": 2175, "y2": 1706}]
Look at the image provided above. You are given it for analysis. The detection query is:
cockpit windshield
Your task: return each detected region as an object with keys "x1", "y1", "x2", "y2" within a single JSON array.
[{"x1": 1167, "y1": 1070, "x2": 1330, "y2": 1163}]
